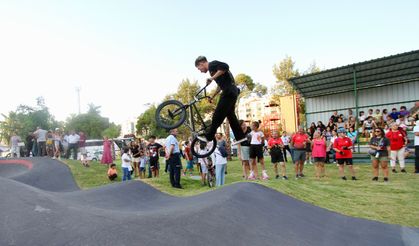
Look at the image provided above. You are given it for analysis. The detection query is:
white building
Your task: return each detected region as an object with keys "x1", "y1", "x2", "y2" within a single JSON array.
[
  {"x1": 237, "y1": 92, "x2": 280, "y2": 123},
  {"x1": 120, "y1": 118, "x2": 136, "y2": 137}
]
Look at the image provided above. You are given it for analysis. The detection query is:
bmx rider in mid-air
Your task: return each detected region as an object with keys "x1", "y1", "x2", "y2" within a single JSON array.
[{"x1": 194, "y1": 56, "x2": 247, "y2": 145}]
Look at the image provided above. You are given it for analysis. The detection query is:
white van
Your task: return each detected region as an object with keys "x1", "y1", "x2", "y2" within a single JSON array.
[{"x1": 81, "y1": 138, "x2": 133, "y2": 161}]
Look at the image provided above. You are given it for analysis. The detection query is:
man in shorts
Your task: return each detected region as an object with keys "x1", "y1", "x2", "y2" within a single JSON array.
[
  {"x1": 147, "y1": 136, "x2": 163, "y2": 178},
  {"x1": 333, "y1": 128, "x2": 357, "y2": 180},
  {"x1": 290, "y1": 127, "x2": 309, "y2": 179}
]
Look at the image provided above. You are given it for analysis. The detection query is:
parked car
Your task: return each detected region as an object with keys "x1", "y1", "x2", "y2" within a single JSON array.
[{"x1": 0, "y1": 145, "x2": 11, "y2": 158}]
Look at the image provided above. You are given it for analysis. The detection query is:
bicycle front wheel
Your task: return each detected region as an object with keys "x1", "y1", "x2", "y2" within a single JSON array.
[
  {"x1": 155, "y1": 100, "x2": 187, "y2": 129},
  {"x1": 191, "y1": 137, "x2": 217, "y2": 158}
]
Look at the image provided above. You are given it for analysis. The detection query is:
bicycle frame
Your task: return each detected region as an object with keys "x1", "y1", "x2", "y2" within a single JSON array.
[{"x1": 182, "y1": 84, "x2": 211, "y2": 135}]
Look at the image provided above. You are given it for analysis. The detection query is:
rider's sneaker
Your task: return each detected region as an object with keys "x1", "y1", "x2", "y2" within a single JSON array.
[
  {"x1": 197, "y1": 136, "x2": 209, "y2": 143},
  {"x1": 262, "y1": 170, "x2": 269, "y2": 180},
  {"x1": 232, "y1": 138, "x2": 247, "y2": 146}
]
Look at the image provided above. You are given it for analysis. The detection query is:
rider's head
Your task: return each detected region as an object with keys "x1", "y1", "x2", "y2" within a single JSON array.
[{"x1": 195, "y1": 56, "x2": 209, "y2": 73}]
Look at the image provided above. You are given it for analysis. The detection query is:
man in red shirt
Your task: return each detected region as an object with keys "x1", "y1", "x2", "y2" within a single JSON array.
[
  {"x1": 386, "y1": 123, "x2": 408, "y2": 173},
  {"x1": 268, "y1": 131, "x2": 288, "y2": 180},
  {"x1": 290, "y1": 127, "x2": 309, "y2": 179},
  {"x1": 333, "y1": 128, "x2": 357, "y2": 180}
]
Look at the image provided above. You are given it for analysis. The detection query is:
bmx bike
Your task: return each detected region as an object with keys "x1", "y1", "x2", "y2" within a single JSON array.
[{"x1": 155, "y1": 84, "x2": 216, "y2": 158}]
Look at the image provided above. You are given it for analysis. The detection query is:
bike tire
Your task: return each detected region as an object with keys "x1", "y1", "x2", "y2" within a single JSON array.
[
  {"x1": 191, "y1": 137, "x2": 217, "y2": 158},
  {"x1": 155, "y1": 100, "x2": 187, "y2": 130}
]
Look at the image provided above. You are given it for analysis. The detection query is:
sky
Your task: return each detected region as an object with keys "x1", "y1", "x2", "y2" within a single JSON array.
[{"x1": 1, "y1": 0, "x2": 418, "y2": 124}]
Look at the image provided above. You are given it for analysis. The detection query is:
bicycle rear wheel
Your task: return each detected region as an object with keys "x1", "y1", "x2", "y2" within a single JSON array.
[
  {"x1": 155, "y1": 100, "x2": 187, "y2": 129},
  {"x1": 191, "y1": 137, "x2": 217, "y2": 158}
]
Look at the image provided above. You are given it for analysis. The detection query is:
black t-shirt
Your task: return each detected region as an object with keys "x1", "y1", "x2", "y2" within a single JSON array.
[
  {"x1": 131, "y1": 146, "x2": 141, "y2": 158},
  {"x1": 208, "y1": 60, "x2": 238, "y2": 96},
  {"x1": 369, "y1": 137, "x2": 390, "y2": 157},
  {"x1": 147, "y1": 143, "x2": 163, "y2": 160},
  {"x1": 330, "y1": 115, "x2": 340, "y2": 123},
  {"x1": 241, "y1": 127, "x2": 252, "y2": 147}
]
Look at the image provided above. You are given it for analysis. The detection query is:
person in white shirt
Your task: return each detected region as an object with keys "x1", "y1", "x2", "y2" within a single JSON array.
[
  {"x1": 281, "y1": 131, "x2": 292, "y2": 162},
  {"x1": 248, "y1": 121, "x2": 269, "y2": 180},
  {"x1": 211, "y1": 146, "x2": 228, "y2": 186},
  {"x1": 414, "y1": 120, "x2": 419, "y2": 174},
  {"x1": 121, "y1": 148, "x2": 132, "y2": 181},
  {"x1": 66, "y1": 130, "x2": 80, "y2": 160},
  {"x1": 10, "y1": 132, "x2": 22, "y2": 158},
  {"x1": 34, "y1": 127, "x2": 48, "y2": 156}
]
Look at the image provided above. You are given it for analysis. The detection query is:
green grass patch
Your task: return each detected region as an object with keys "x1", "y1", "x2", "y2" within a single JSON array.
[{"x1": 64, "y1": 158, "x2": 419, "y2": 227}]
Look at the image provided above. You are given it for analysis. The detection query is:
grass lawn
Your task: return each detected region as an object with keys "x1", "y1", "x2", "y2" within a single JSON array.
[{"x1": 64, "y1": 158, "x2": 419, "y2": 227}]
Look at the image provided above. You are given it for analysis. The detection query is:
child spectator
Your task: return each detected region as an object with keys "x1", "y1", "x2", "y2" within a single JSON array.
[
  {"x1": 121, "y1": 148, "x2": 132, "y2": 181},
  {"x1": 382, "y1": 109, "x2": 389, "y2": 123},
  {"x1": 363, "y1": 116, "x2": 377, "y2": 133},
  {"x1": 248, "y1": 121, "x2": 268, "y2": 180},
  {"x1": 108, "y1": 163, "x2": 118, "y2": 181},
  {"x1": 183, "y1": 141, "x2": 194, "y2": 176},
  {"x1": 268, "y1": 131, "x2": 287, "y2": 180},
  {"x1": 399, "y1": 106, "x2": 409, "y2": 117},
  {"x1": 367, "y1": 109, "x2": 374, "y2": 118},
  {"x1": 197, "y1": 143, "x2": 209, "y2": 186},
  {"x1": 139, "y1": 151, "x2": 147, "y2": 179}
]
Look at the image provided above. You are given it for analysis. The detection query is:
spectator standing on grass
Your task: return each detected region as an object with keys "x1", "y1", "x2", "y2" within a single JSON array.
[
  {"x1": 147, "y1": 136, "x2": 163, "y2": 178},
  {"x1": 414, "y1": 120, "x2": 419, "y2": 174},
  {"x1": 25, "y1": 132, "x2": 34, "y2": 157},
  {"x1": 312, "y1": 131, "x2": 326, "y2": 179},
  {"x1": 10, "y1": 132, "x2": 22, "y2": 158},
  {"x1": 66, "y1": 130, "x2": 80, "y2": 160},
  {"x1": 62, "y1": 132, "x2": 69, "y2": 158},
  {"x1": 130, "y1": 141, "x2": 141, "y2": 177},
  {"x1": 34, "y1": 127, "x2": 48, "y2": 156},
  {"x1": 386, "y1": 123, "x2": 408, "y2": 173},
  {"x1": 165, "y1": 128, "x2": 182, "y2": 189},
  {"x1": 281, "y1": 131, "x2": 292, "y2": 163},
  {"x1": 268, "y1": 131, "x2": 287, "y2": 180},
  {"x1": 183, "y1": 141, "x2": 194, "y2": 176},
  {"x1": 197, "y1": 143, "x2": 210, "y2": 186},
  {"x1": 237, "y1": 120, "x2": 251, "y2": 179},
  {"x1": 211, "y1": 145, "x2": 228, "y2": 187},
  {"x1": 121, "y1": 148, "x2": 132, "y2": 181},
  {"x1": 291, "y1": 126, "x2": 309, "y2": 179},
  {"x1": 101, "y1": 136, "x2": 113, "y2": 165},
  {"x1": 248, "y1": 121, "x2": 268, "y2": 180},
  {"x1": 369, "y1": 128, "x2": 390, "y2": 182},
  {"x1": 46, "y1": 131, "x2": 54, "y2": 157},
  {"x1": 334, "y1": 128, "x2": 357, "y2": 181},
  {"x1": 329, "y1": 130, "x2": 338, "y2": 164},
  {"x1": 53, "y1": 129, "x2": 62, "y2": 160}
]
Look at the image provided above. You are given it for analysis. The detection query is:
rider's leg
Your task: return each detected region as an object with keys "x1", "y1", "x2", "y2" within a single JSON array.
[
  {"x1": 205, "y1": 94, "x2": 237, "y2": 141},
  {"x1": 226, "y1": 105, "x2": 246, "y2": 141}
]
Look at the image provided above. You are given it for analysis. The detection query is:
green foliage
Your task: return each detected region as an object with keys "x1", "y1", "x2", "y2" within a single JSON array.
[
  {"x1": 254, "y1": 83, "x2": 268, "y2": 95},
  {"x1": 272, "y1": 56, "x2": 300, "y2": 96},
  {"x1": 65, "y1": 113, "x2": 109, "y2": 139},
  {"x1": 136, "y1": 105, "x2": 167, "y2": 139},
  {"x1": 0, "y1": 100, "x2": 59, "y2": 144},
  {"x1": 102, "y1": 123, "x2": 121, "y2": 139},
  {"x1": 235, "y1": 73, "x2": 255, "y2": 91}
]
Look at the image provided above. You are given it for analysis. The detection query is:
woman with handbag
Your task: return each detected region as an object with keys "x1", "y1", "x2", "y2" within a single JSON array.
[{"x1": 369, "y1": 128, "x2": 391, "y2": 182}]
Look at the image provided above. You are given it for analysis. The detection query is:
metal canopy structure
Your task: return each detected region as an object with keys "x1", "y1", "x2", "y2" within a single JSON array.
[{"x1": 289, "y1": 50, "x2": 419, "y2": 98}]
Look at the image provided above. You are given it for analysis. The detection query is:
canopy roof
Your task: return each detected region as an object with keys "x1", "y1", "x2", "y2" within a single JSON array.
[{"x1": 289, "y1": 50, "x2": 419, "y2": 98}]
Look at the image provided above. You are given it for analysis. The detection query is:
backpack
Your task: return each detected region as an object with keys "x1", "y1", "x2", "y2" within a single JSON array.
[{"x1": 218, "y1": 146, "x2": 228, "y2": 158}]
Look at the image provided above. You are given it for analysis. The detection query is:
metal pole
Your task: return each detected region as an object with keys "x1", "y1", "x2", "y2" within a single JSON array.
[{"x1": 353, "y1": 68, "x2": 360, "y2": 153}]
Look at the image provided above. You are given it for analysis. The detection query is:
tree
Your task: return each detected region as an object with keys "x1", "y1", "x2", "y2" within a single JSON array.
[
  {"x1": 136, "y1": 105, "x2": 167, "y2": 139},
  {"x1": 253, "y1": 83, "x2": 268, "y2": 95},
  {"x1": 272, "y1": 56, "x2": 300, "y2": 96},
  {"x1": 303, "y1": 61, "x2": 321, "y2": 75},
  {"x1": 102, "y1": 123, "x2": 121, "y2": 139},
  {"x1": 65, "y1": 104, "x2": 111, "y2": 139}
]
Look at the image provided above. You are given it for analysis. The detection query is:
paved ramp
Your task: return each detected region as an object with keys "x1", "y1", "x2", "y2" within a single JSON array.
[{"x1": 0, "y1": 158, "x2": 418, "y2": 246}]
